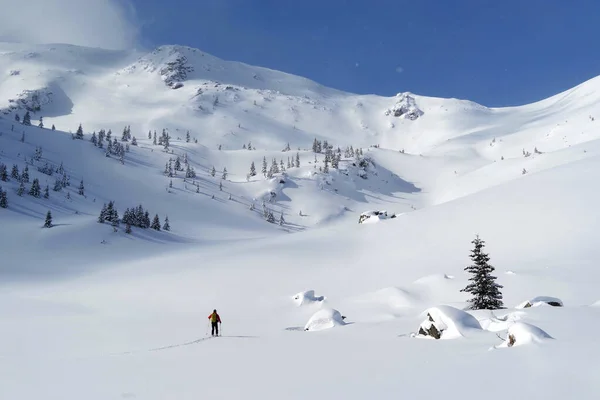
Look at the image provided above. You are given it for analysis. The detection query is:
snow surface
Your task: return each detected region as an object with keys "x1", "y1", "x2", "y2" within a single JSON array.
[{"x1": 2, "y1": 41, "x2": 600, "y2": 399}]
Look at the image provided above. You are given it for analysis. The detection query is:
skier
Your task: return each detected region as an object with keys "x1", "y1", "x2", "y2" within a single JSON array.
[{"x1": 208, "y1": 309, "x2": 221, "y2": 336}]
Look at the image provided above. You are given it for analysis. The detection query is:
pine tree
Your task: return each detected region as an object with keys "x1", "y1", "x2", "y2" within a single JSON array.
[
  {"x1": 0, "y1": 187, "x2": 7, "y2": 208},
  {"x1": 125, "y1": 223, "x2": 132, "y2": 234},
  {"x1": 266, "y1": 210, "x2": 275, "y2": 223},
  {"x1": 323, "y1": 154, "x2": 329, "y2": 173},
  {"x1": 44, "y1": 210, "x2": 53, "y2": 228},
  {"x1": 44, "y1": 185, "x2": 49, "y2": 199},
  {"x1": 153, "y1": 131, "x2": 157, "y2": 145},
  {"x1": 15, "y1": 113, "x2": 20, "y2": 122},
  {"x1": 151, "y1": 214, "x2": 161, "y2": 231},
  {"x1": 21, "y1": 132, "x2": 25, "y2": 143},
  {"x1": 21, "y1": 166, "x2": 29, "y2": 183},
  {"x1": 148, "y1": 130, "x2": 152, "y2": 140},
  {"x1": 121, "y1": 127, "x2": 129, "y2": 142},
  {"x1": 78, "y1": 180, "x2": 85, "y2": 196},
  {"x1": 91, "y1": 132, "x2": 98, "y2": 146},
  {"x1": 295, "y1": 152, "x2": 300, "y2": 168},
  {"x1": 53, "y1": 178, "x2": 62, "y2": 192},
  {"x1": 29, "y1": 178, "x2": 41, "y2": 197},
  {"x1": 279, "y1": 212, "x2": 285, "y2": 226},
  {"x1": 169, "y1": 179, "x2": 173, "y2": 189},
  {"x1": 51, "y1": 124, "x2": 56, "y2": 131},
  {"x1": 262, "y1": 157, "x2": 268, "y2": 177},
  {"x1": 132, "y1": 137, "x2": 138, "y2": 146},
  {"x1": 17, "y1": 181, "x2": 25, "y2": 196},
  {"x1": 23, "y1": 111, "x2": 31, "y2": 126},
  {"x1": 175, "y1": 157, "x2": 182, "y2": 171},
  {"x1": 248, "y1": 141, "x2": 252, "y2": 150},
  {"x1": 211, "y1": 166, "x2": 216, "y2": 177},
  {"x1": 222, "y1": 167, "x2": 228, "y2": 180},
  {"x1": 163, "y1": 216, "x2": 170, "y2": 231},
  {"x1": 144, "y1": 211, "x2": 151, "y2": 228},
  {"x1": 460, "y1": 235, "x2": 504, "y2": 310},
  {"x1": 76, "y1": 123, "x2": 84, "y2": 140},
  {"x1": 250, "y1": 161, "x2": 256, "y2": 176},
  {"x1": 219, "y1": 181, "x2": 223, "y2": 191},
  {"x1": 0, "y1": 164, "x2": 8, "y2": 182},
  {"x1": 287, "y1": 157, "x2": 291, "y2": 169},
  {"x1": 186, "y1": 131, "x2": 190, "y2": 143}
]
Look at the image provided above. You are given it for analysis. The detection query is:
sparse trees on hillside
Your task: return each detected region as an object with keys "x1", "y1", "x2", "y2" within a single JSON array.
[
  {"x1": 11, "y1": 165, "x2": 19, "y2": 180},
  {"x1": 78, "y1": 180, "x2": 85, "y2": 196},
  {"x1": 53, "y1": 178, "x2": 62, "y2": 192},
  {"x1": 262, "y1": 157, "x2": 267, "y2": 177},
  {"x1": 29, "y1": 178, "x2": 41, "y2": 198},
  {"x1": 151, "y1": 214, "x2": 161, "y2": 231},
  {"x1": 0, "y1": 187, "x2": 8, "y2": 208},
  {"x1": 0, "y1": 164, "x2": 8, "y2": 182},
  {"x1": 460, "y1": 235, "x2": 504, "y2": 310}
]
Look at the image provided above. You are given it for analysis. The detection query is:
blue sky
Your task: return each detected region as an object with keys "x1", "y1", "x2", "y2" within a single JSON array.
[{"x1": 118, "y1": 1, "x2": 600, "y2": 106}]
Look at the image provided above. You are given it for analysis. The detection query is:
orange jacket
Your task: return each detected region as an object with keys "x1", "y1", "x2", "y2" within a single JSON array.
[{"x1": 208, "y1": 312, "x2": 221, "y2": 323}]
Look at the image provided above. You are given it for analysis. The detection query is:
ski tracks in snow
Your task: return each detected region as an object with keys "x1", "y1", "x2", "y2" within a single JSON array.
[{"x1": 112, "y1": 335, "x2": 258, "y2": 356}]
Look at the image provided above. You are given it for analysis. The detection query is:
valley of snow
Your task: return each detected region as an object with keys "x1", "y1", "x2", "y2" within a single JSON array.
[{"x1": 1, "y1": 42, "x2": 600, "y2": 399}]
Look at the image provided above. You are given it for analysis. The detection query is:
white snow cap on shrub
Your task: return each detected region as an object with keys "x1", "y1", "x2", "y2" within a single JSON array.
[
  {"x1": 292, "y1": 290, "x2": 325, "y2": 306},
  {"x1": 498, "y1": 322, "x2": 554, "y2": 348},
  {"x1": 417, "y1": 305, "x2": 482, "y2": 339},
  {"x1": 304, "y1": 308, "x2": 346, "y2": 331},
  {"x1": 515, "y1": 296, "x2": 563, "y2": 309}
]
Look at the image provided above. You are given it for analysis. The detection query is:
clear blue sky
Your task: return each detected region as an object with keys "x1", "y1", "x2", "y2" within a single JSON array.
[{"x1": 131, "y1": 0, "x2": 600, "y2": 107}]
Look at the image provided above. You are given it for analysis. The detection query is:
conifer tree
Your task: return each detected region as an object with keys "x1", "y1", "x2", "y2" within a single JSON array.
[
  {"x1": 51, "y1": 124, "x2": 56, "y2": 131},
  {"x1": 15, "y1": 113, "x2": 20, "y2": 122},
  {"x1": 23, "y1": 111, "x2": 31, "y2": 126},
  {"x1": 266, "y1": 210, "x2": 275, "y2": 223},
  {"x1": 44, "y1": 185, "x2": 49, "y2": 199},
  {"x1": 38, "y1": 117, "x2": 44, "y2": 128},
  {"x1": 287, "y1": 157, "x2": 291, "y2": 169},
  {"x1": 21, "y1": 166, "x2": 29, "y2": 183},
  {"x1": 144, "y1": 211, "x2": 151, "y2": 228},
  {"x1": 0, "y1": 164, "x2": 8, "y2": 182},
  {"x1": 262, "y1": 157, "x2": 268, "y2": 177},
  {"x1": 125, "y1": 223, "x2": 132, "y2": 234},
  {"x1": 53, "y1": 178, "x2": 62, "y2": 192},
  {"x1": 44, "y1": 210, "x2": 53, "y2": 228},
  {"x1": 0, "y1": 188, "x2": 7, "y2": 208},
  {"x1": 186, "y1": 131, "x2": 190, "y2": 143},
  {"x1": 175, "y1": 157, "x2": 182, "y2": 171},
  {"x1": 222, "y1": 167, "x2": 228, "y2": 180},
  {"x1": 91, "y1": 132, "x2": 98, "y2": 146},
  {"x1": 295, "y1": 152, "x2": 300, "y2": 168},
  {"x1": 279, "y1": 212, "x2": 285, "y2": 226},
  {"x1": 21, "y1": 132, "x2": 25, "y2": 142},
  {"x1": 460, "y1": 235, "x2": 504, "y2": 310},
  {"x1": 132, "y1": 137, "x2": 138, "y2": 146},
  {"x1": 250, "y1": 161, "x2": 256, "y2": 176},
  {"x1": 153, "y1": 131, "x2": 157, "y2": 145},
  {"x1": 163, "y1": 216, "x2": 170, "y2": 231},
  {"x1": 29, "y1": 178, "x2": 41, "y2": 198},
  {"x1": 76, "y1": 124, "x2": 84, "y2": 139},
  {"x1": 151, "y1": 214, "x2": 161, "y2": 231},
  {"x1": 219, "y1": 181, "x2": 223, "y2": 191},
  {"x1": 148, "y1": 130, "x2": 152, "y2": 140},
  {"x1": 211, "y1": 166, "x2": 216, "y2": 177},
  {"x1": 17, "y1": 181, "x2": 25, "y2": 196},
  {"x1": 98, "y1": 204, "x2": 107, "y2": 223},
  {"x1": 78, "y1": 180, "x2": 85, "y2": 196}
]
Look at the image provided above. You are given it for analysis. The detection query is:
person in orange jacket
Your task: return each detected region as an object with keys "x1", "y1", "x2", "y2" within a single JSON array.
[{"x1": 208, "y1": 309, "x2": 221, "y2": 336}]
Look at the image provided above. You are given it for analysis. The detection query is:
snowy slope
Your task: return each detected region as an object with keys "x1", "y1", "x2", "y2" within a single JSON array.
[{"x1": 1, "y1": 41, "x2": 600, "y2": 400}]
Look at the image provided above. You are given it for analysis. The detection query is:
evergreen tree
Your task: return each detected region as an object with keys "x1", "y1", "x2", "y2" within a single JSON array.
[
  {"x1": 250, "y1": 161, "x2": 257, "y2": 176},
  {"x1": 15, "y1": 113, "x2": 20, "y2": 122},
  {"x1": 21, "y1": 132, "x2": 25, "y2": 143},
  {"x1": 106, "y1": 129, "x2": 112, "y2": 141},
  {"x1": 460, "y1": 235, "x2": 504, "y2": 310},
  {"x1": 17, "y1": 181, "x2": 25, "y2": 196},
  {"x1": 21, "y1": 165, "x2": 29, "y2": 183},
  {"x1": 186, "y1": 131, "x2": 190, "y2": 143},
  {"x1": 0, "y1": 188, "x2": 7, "y2": 208},
  {"x1": 38, "y1": 117, "x2": 44, "y2": 128},
  {"x1": 44, "y1": 185, "x2": 49, "y2": 199},
  {"x1": 266, "y1": 210, "x2": 275, "y2": 223},
  {"x1": 23, "y1": 111, "x2": 31, "y2": 126},
  {"x1": 125, "y1": 223, "x2": 132, "y2": 234},
  {"x1": 151, "y1": 214, "x2": 161, "y2": 231},
  {"x1": 248, "y1": 141, "x2": 252, "y2": 150},
  {"x1": 280, "y1": 159, "x2": 285, "y2": 172},
  {"x1": 76, "y1": 123, "x2": 84, "y2": 140},
  {"x1": 44, "y1": 210, "x2": 53, "y2": 228},
  {"x1": 91, "y1": 132, "x2": 98, "y2": 146},
  {"x1": 53, "y1": 178, "x2": 62, "y2": 192},
  {"x1": 163, "y1": 216, "x2": 170, "y2": 231},
  {"x1": 219, "y1": 181, "x2": 223, "y2": 191},
  {"x1": 121, "y1": 127, "x2": 129, "y2": 142},
  {"x1": 144, "y1": 211, "x2": 151, "y2": 228},
  {"x1": 279, "y1": 212, "x2": 285, "y2": 226},
  {"x1": 29, "y1": 178, "x2": 41, "y2": 197},
  {"x1": 98, "y1": 203, "x2": 107, "y2": 223},
  {"x1": 78, "y1": 180, "x2": 85, "y2": 196},
  {"x1": 222, "y1": 167, "x2": 228, "y2": 180},
  {"x1": 169, "y1": 179, "x2": 173, "y2": 188},
  {"x1": 262, "y1": 157, "x2": 268, "y2": 177},
  {"x1": 323, "y1": 154, "x2": 329, "y2": 173},
  {"x1": 0, "y1": 164, "x2": 7, "y2": 182},
  {"x1": 51, "y1": 124, "x2": 56, "y2": 131},
  {"x1": 185, "y1": 165, "x2": 196, "y2": 178},
  {"x1": 295, "y1": 152, "x2": 300, "y2": 168},
  {"x1": 132, "y1": 137, "x2": 138, "y2": 146},
  {"x1": 175, "y1": 157, "x2": 182, "y2": 171},
  {"x1": 210, "y1": 166, "x2": 216, "y2": 177},
  {"x1": 287, "y1": 157, "x2": 291, "y2": 169},
  {"x1": 148, "y1": 130, "x2": 152, "y2": 140},
  {"x1": 153, "y1": 131, "x2": 157, "y2": 145}
]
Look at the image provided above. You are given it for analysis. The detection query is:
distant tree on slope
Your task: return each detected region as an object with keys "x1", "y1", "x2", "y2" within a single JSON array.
[
  {"x1": 460, "y1": 235, "x2": 504, "y2": 310},
  {"x1": 44, "y1": 210, "x2": 53, "y2": 228}
]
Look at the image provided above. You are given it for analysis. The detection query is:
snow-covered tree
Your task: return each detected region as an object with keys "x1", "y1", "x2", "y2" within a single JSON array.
[
  {"x1": 175, "y1": 157, "x2": 182, "y2": 171},
  {"x1": 295, "y1": 152, "x2": 300, "y2": 168},
  {"x1": 125, "y1": 223, "x2": 132, "y2": 234},
  {"x1": 153, "y1": 131, "x2": 157, "y2": 145},
  {"x1": 0, "y1": 164, "x2": 8, "y2": 182},
  {"x1": 53, "y1": 178, "x2": 62, "y2": 192},
  {"x1": 460, "y1": 235, "x2": 504, "y2": 310},
  {"x1": 287, "y1": 157, "x2": 291, "y2": 169},
  {"x1": 10, "y1": 165, "x2": 19, "y2": 180},
  {"x1": 38, "y1": 117, "x2": 44, "y2": 128},
  {"x1": 121, "y1": 127, "x2": 129, "y2": 142},
  {"x1": 44, "y1": 185, "x2": 49, "y2": 199},
  {"x1": 186, "y1": 131, "x2": 190, "y2": 143},
  {"x1": 0, "y1": 188, "x2": 7, "y2": 208},
  {"x1": 51, "y1": 124, "x2": 56, "y2": 131},
  {"x1": 44, "y1": 210, "x2": 53, "y2": 228},
  {"x1": 163, "y1": 216, "x2": 170, "y2": 231},
  {"x1": 210, "y1": 166, "x2": 216, "y2": 177},
  {"x1": 91, "y1": 132, "x2": 98, "y2": 146},
  {"x1": 266, "y1": 210, "x2": 275, "y2": 223},
  {"x1": 20, "y1": 132, "x2": 25, "y2": 143},
  {"x1": 14, "y1": 113, "x2": 20, "y2": 122},
  {"x1": 185, "y1": 165, "x2": 196, "y2": 178},
  {"x1": 151, "y1": 214, "x2": 161, "y2": 231},
  {"x1": 323, "y1": 154, "x2": 329, "y2": 173},
  {"x1": 279, "y1": 212, "x2": 285, "y2": 226},
  {"x1": 78, "y1": 180, "x2": 85, "y2": 196},
  {"x1": 249, "y1": 161, "x2": 257, "y2": 176},
  {"x1": 222, "y1": 167, "x2": 228, "y2": 180},
  {"x1": 75, "y1": 124, "x2": 84, "y2": 140},
  {"x1": 17, "y1": 181, "x2": 25, "y2": 196},
  {"x1": 29, "y1": 178, "x2": 41, "y2": 198},
  {"x1": 21, "y1": 165, "x2": 29, "y2": 183},
  {"x1": 247, "y1": 141, "x2": 252, "y2": 150},
  {"x1": 262, "y1": 157, "x2": 268, "y2": 177},
  {"x1": 148, "y1": 130, "x2": 152, "y2": 140},
  {"x1": 22, "y1": 111, "x2": 31, "y2": 126},
  {"x1": 219, "y1": 181, "x2": 223, "y2": 191},
  {"x1": 132, "y1": 137, "x2": 138, "y2": 146}
]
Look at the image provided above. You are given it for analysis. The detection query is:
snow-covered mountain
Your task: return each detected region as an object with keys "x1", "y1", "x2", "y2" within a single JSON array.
[{"x1": 1, "y1": 42, "x2": 600, "y2": 400}]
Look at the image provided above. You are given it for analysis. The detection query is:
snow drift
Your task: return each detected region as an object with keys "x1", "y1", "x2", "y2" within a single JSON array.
[
  {"x1": 292, "y1": 290, "x2": 325, "y2": 306},
  {"x1": 515, "y1": 296, "x2": 564, "y2": 309},
  {"x1": 497, "y1": 322, "x2": 554, "y2": 348},
  {"x1": 415, "y1": 305, "x2": 482, "y2": 339}
]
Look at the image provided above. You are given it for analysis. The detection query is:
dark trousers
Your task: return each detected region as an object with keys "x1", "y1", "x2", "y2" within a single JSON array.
[{"x1": 211, "y1": 322, "x2": 219, "y2": 336}]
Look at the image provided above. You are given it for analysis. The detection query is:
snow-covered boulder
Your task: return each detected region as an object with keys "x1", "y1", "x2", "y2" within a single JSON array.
[
  {"x1": 498, "y1": 322, "x2": 553, "y2": 348},
  {"x1": 415, "y1": 305, "x2": 482, "y2": 339},
  {"x1": 384, "y1": 93, "x2": 424, "y2": 120},
  {"x1": 515, "y1": 296, "x2": 563, "y2": 309},
  {"x1": 358, "y1": 210, "x2": 397, "y2": 224},
  {"x1": 292, "y1": 290, "x2": 325, "y2": 306},
  {"x1": 304, "y1": 308, "x2": 346, "y2": 331}
]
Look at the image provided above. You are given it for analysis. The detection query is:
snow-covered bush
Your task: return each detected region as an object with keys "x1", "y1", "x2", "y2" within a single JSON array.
[
  {"x1": 292, "y1": 290, "x2": 325, "y2": 306},
  {"x1": 497, "y1": 322, "x2": 553, "y2": 348},
  {"x1": 304, "y1": 308, "x2": 346, "y2": 331},
  {"x1": 415, "y1": 305, "x2": 482, "y2": 340}
]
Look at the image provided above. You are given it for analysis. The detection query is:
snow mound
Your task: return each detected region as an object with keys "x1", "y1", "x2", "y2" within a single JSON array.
[
  {"x1": 415, "y1": 305, "x2": 482, "y2": 339},
  {"x1": 292, "y1": 290, "x2": 325, "y2": 306},
  {"x1": 515, "y1": 296, "x2": 563, "y2": 309},
  {"x1": 304, "y1": 308, "x2": 346, "y2": 331},
  {"x1": 355, "y1": 286, "x2": 420, "y2": 309},
  {"x1": 476, "y1": 311, "x2": 526, "y2": 332},
  {"x1": 498, "y1": 322, "x2": 554, "y2": 348}
]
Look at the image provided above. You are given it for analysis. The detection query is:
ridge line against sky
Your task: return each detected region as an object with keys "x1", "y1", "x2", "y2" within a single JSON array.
[{"x1": 2, "y1": 0, "x2": 600, "y2": 107}]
